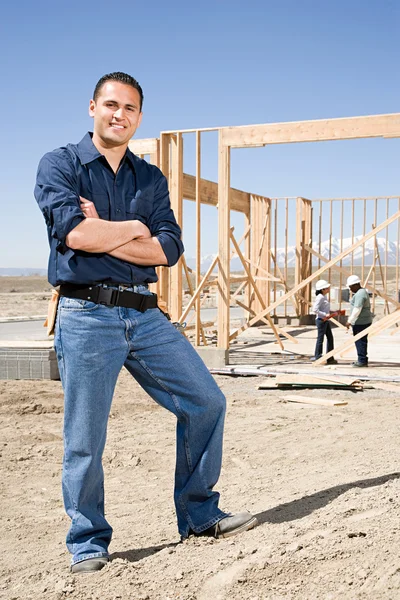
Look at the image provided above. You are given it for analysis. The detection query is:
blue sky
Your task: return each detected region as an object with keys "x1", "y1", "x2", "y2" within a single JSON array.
[{"x1": 1, "y1": 0, "x2": 399, "y2": 268}]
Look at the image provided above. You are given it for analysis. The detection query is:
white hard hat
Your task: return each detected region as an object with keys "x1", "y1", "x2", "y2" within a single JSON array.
[
  {"x1": 315, "y1": 279, "x2": 330, "y2": 291},
  {"x1": 346, "y1": 275, "x2": 361, "y2": 287}
]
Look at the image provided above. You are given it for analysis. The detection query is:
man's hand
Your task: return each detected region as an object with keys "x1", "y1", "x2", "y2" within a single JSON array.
[
  {"x1": 80, "y1": 197, "x2": 99, "y2": 219},
  {"x1": 345, "y1": 322, "x2": 351, "y2": 330}
]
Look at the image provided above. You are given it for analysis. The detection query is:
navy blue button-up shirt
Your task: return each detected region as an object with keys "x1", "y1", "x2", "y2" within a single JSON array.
[{"x1": 35, "y1": 133, "x2": 184, "y2": 287}]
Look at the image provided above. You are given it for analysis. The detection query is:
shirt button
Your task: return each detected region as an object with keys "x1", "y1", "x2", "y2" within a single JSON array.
[{"x1": 116, "y1": 209, "x2": 121, "y2": 213}]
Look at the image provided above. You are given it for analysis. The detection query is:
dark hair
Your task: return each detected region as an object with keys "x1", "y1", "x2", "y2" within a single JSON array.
[
  {"x1": 315, "y1": 289, "x2": 323, "y2": 296},
  {"x1": 93, "y1": 72, "x2": 144, "y2": 110}
]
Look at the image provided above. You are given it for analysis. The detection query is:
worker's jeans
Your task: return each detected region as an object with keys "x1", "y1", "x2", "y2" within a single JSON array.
[
  {"x1": 314, "y1": 318, "x2": 334, "y2": 359},
  {"x1": 54, "y1": 287, "x2": 227, "y2": 566},
  {"x1": 352, "y1": 323, "x2": 371, "y2": 365}
]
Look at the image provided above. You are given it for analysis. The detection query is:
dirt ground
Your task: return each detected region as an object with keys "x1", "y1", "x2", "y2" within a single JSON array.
[
  {"x1": 1, "y1": 280, "x2": 400, "y2": 600},
  {"x1": 0, "y1": 277, "x2": 52, "y2": 318}
]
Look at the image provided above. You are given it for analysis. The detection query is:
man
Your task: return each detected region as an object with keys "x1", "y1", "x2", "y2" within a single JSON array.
[
  {"x1": 345, "y1": 275, "x2": 373, "y2": 367},
  {"x1": 35, "y1": 72, "x2": 257, "y2": 574}
]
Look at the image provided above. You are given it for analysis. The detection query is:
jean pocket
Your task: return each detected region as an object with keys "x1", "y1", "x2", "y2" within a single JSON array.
[{"x1": 60, "y1": 297, "x2": 99, "y2": 311}]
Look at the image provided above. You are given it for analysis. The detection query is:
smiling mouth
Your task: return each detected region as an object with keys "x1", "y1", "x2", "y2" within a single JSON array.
[{"x1": 110, "y1": 123, "x2": 125, "y2": 130}]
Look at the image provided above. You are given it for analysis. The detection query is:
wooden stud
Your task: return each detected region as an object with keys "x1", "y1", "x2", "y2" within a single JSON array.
[
  {"x1": 195, "y1": 131, "x2": 202, "y2": 345},
  {"x1": 169, "y1": 133, "x2": 183, "y2": 321},
  {"x1": 362, "y1": 198, "x2": 366, "y2": 284},
  {"x1": 339, "y1": 200, "x2": 344, "y2": 301},
  {"x1": 285, "y1": 198, "x2": 289, "y2": 316},
  {"x1": 158, "y1": 133, "x2": 172, "y2": 305},
  {"x1": 244, "y1": 212, "x2": 251, "y2": 321},
  {"x1": 351, "y1": 199, "x2": 355, "y2": 277},
  {"x1": 217, "y1": 133, "x2": 231, "y2": 349},
  {"x1": 394, "y1": 197, "x2": 400, "y2": 325}
]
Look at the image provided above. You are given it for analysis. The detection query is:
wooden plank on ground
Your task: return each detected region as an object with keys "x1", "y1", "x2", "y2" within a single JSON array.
[
  {"x1": 275, "y1": 374, "x2": 361, "y2": 387},
  {"x1": 280, "y1": 394, "x2": 348, "y2": 407}
]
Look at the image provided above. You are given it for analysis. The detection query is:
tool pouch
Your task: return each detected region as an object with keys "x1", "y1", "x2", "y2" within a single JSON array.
[{"x1": 43, "y1": 288, "x2": 60, "y2": 336}]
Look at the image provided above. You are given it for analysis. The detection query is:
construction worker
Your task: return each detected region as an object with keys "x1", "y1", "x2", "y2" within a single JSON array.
[
  {"x1": 311, "y1": 279, "x2": 338, "y2": 364},
  {"x1": 345, "y1": 275, "x2": 373, "y2": 367}
]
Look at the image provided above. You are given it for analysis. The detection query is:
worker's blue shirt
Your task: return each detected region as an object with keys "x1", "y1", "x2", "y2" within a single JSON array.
[{"x1": 34, "y1": 132, "x2": 184, "y2": 287}]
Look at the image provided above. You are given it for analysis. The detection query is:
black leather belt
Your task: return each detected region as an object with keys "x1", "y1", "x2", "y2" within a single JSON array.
[{"x1": 59, "y1": 284, "x2": 158, "y2": 312}]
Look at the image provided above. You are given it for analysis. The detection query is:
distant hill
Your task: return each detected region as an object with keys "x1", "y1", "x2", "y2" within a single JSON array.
[
  {"x1": 185, "y1": 236, "x2": 400, "y2": 272},
  {"x1": 0, "y1": 268, "x2": 47, "y2": 277},
  {"x1": 4, "y1": 234, "x2": 399, "y2": 276}
]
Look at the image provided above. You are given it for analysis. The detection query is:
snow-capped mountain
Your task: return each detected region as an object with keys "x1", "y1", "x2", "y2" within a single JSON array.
[{"x1": 185, "y1": 236, "x2": 400, "y2": 272}]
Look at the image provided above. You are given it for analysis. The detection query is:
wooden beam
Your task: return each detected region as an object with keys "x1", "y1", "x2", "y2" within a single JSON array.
[
  {"x1": 182, "y1": 173, "x2": 250, "y2": 214},
  {"x1": 220, "y1": 113, "x2": 400, "y2": 148},
  {"x1": 128, "y1": 138, "x2": 159, "y2": 155}
]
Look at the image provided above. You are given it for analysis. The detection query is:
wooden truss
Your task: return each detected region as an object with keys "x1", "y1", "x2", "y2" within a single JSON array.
[{"x1": 129, "y1": 113, "x2": 400, "y2": 353}]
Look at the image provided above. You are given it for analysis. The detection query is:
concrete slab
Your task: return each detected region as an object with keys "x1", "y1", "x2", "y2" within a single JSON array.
[{"x1": 195, "y1": 347, "x2": 229, "y2": 368}]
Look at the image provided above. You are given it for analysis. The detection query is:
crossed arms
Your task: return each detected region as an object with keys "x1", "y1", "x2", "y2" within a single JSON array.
[
  {"x1": 66, "y1": 198, "x2": 168, "y2": 266},
  {"x1": 34, "y1": 152, "x2": 183, "y2": 268}
]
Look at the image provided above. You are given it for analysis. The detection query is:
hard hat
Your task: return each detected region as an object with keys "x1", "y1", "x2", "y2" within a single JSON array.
[
  {"x1": 346, "y1": 275, "x2": 361, "y2": 287},
  {"x1": 315, "y1": 279, "x2": 330, "y2": 291}
]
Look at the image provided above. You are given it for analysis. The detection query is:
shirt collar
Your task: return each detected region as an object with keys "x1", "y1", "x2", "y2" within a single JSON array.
[
  {"x1": 76, "y1": 132, "x2": 102, "y2": 165},
  {"x1": 77, "y1": 132, "x2": 137, "y2": 170}
]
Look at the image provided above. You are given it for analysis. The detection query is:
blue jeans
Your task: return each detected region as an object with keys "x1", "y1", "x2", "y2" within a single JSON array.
[
  {"x1": 352, "y1": 323, "x2": 371, "y2": 365},
  {"x1": 314, "y1": 318, "x2": 334, "y2": 359},
  {"x1": 54, "y1": 286, "x2": 227, "y2": 565}
]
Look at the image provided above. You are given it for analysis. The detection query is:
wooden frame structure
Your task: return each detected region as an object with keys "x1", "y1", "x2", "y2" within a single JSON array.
[{"x1": 129, "y1": 113, "x2": 400, "y2": 355}]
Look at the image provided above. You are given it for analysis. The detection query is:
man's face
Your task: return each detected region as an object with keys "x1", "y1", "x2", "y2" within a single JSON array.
[
  {"x1": 349, "y1": 284, "x2": 359, "y2": 293},
  {"x1": 89, "y1": 81, "x2": 142, "y2": 148}
]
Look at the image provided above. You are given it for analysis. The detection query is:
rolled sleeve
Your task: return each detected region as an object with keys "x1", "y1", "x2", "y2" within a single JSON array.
[
  {"x1": 157, "y1": 232, "x2": 184, "y2": 267},
  {"x1": 34, "y1": 152, "x2": 84, "y2": 253},
  {"x1": 148, "y1": 168, "x2": 184, "y2": 267}
]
